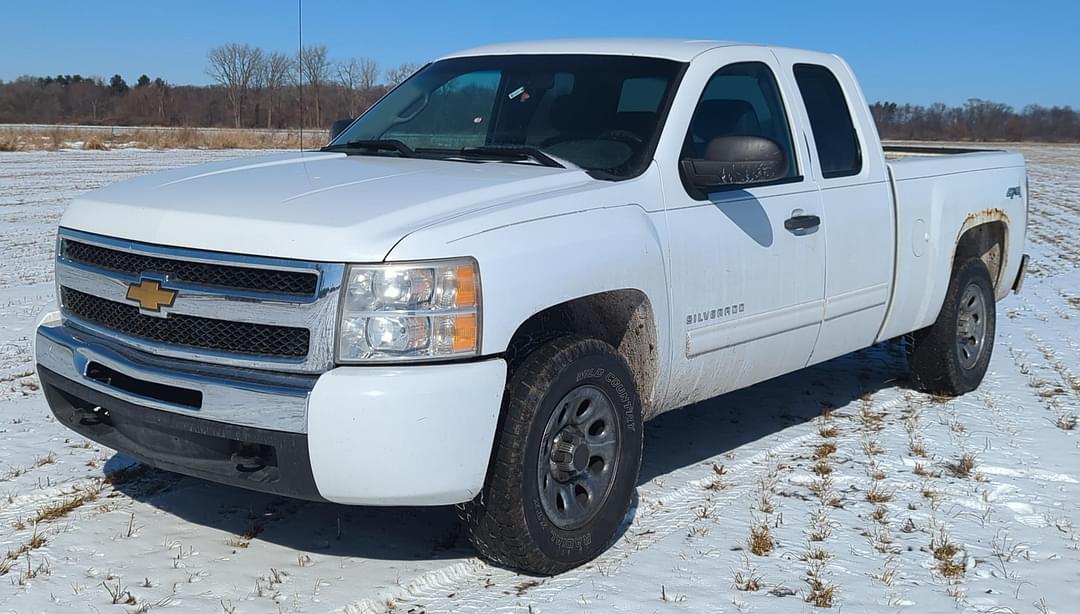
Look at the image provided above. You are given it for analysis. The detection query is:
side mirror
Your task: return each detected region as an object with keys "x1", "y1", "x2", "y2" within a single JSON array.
[
  {"x1": 680, "y1": 135, "x2": 788, "y2": 195},
  {"x1": 328, "y1": 118, "x2": 355, "y2": 143}
]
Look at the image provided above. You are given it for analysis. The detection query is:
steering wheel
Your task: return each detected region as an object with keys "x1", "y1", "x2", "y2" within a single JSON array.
[{"x1": 596, "y1": 129, "x2": 644, "y2": 147}]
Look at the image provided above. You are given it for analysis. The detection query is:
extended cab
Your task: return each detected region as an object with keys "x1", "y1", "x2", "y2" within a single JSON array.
[{"x1": 35, "y1": 39, "x2": 1028, "y2": 574}]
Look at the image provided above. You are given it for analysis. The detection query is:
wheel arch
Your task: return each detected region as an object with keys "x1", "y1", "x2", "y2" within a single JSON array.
[
  {"x1": 952, "y1": 215, "x2": 1009, "y2": 298},
  {"x1": 504, "y1": 289, "x2": 661, "y2": 416}
]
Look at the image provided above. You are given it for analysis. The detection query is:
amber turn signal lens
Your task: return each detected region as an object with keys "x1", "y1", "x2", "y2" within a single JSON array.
[
  {"x1": 452, "y1": 314, "x2": 478, "y2": 353},
  {"x1": 454, "y1": 265, "x2": 477, "y2": 308}
]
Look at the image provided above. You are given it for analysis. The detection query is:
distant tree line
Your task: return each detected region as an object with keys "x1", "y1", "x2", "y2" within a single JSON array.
[
  {"x1": 0, "y1": 42, "x2": 420, "y2": 129},
  {"x1": 871, "y1": 99, "x2": 1080, "y2": 142},
  {"x1": 3, "y1": 43, "x2": 1079, "y2": 143}
]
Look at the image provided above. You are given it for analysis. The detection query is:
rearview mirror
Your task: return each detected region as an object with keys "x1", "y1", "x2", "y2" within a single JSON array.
[
  {"x1": 328, "y1": 118, "x2": 354, "y2": 143},
  {"x1": 680, "y1": 135, "x2": 789, "y2": 195}
]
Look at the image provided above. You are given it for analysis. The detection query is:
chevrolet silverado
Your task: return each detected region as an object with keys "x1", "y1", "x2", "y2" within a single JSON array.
[{"x1": 35, "y1": 39, "x2": 1028, "y2": 574}]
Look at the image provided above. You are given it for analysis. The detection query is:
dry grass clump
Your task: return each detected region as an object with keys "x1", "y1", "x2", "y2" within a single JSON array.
[
  {"x1": 102, "y1": 579, "x2": 137, "y2": 605},
  {"x1": 861, "y1": 438, "x2": 884, "y2": 456},
  {"x1": 102, "y1": 464, "x2": 148, "y2": 486},
  {"x1": 866, "y1": 483, "x2": 894, "y2": 504},
  {"x1": 937, "y1": 558, "x2": 966, "y2": 579},
  {"x1": 812, "y1": 460, "x2": 833, "y2": 477},
  {"x1": 813, "y1": 441, "x2": 837, "y2": 460},
  {"x1": 817, "y1": 424, "x2": 838, "y2": 439},
  {"x1": 0, "y1": 523, "x2": 46, "y2": 576},
  {"x1": 798, "y1": 546, "x2": 832, "y2": 563},
  {"x1": 913, "y1": 462, "x2": 941, "y2": 478},
  {"x1": 804, "y1": 573, "x2": 838, "y2": 608},
  {"x1": 870, "y1": 505, "x2": 889, "y2": 525},
  {"x1": 931, "y1": 527, "x2": 966, "y2": 579},
  {"x1": 809, "y1": 526, "x2": 831, "y2": 542},
  {"x1": 748, "y1": 518, "x2": 775, "y2": 556},
  {"x1": 858, "y1": 398, "x2": 885, "y2": 432},
  {"x1": 1057, "y1": 413, "x2": 1077, "y2": 431},
  {"x1": 704, "y1": 463, "x2": 729, "y2": 491},
  {"x1": 33, "y1": 483, "x2": 102, "y2": 523},
  {"x1": 944, "y1": 452, "x2": 977, "y2": 478},
  {"x1": 732, "y1": 555, "x2": 763, "y2": 592}
]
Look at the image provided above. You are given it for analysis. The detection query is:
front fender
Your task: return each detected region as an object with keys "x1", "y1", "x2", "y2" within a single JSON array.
[{"x1": 386, "y1": 204, "x2": 671, "y2": 360}]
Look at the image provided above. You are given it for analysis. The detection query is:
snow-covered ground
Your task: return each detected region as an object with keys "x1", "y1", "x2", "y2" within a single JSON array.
[{"x1": 1, "y1": 145, "x2": 1078, "y2": 613}]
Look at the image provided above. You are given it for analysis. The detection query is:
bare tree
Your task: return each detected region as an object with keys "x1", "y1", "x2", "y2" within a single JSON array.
[
  {"x1": 299, "y1": 44, "x2": 331, "y2": 128},
  {"x1": 385, "y1": 62, "x2": 421, "y2": 87},
  {"x1": 206, "y1": 43, "x2": 264, "y2": 128},
  {"x1": 259, "y1": 51, "x2": 294, "y2": 128},
  {"x1": 336, "y1": 57, "x2": 379, "y2": 116}
]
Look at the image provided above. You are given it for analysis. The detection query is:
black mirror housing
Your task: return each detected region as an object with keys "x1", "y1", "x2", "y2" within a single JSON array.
[
  {"x1": 681, "y1": 135, "x2": 789, "y2": 195},
  {"x1": 328, "y1": 118, "x2": 355, "y2": 143}
]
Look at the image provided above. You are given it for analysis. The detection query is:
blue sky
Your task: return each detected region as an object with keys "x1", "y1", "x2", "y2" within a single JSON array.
[{"x1": 3, "y1": 0, "x2": 1077, "y2": 108}]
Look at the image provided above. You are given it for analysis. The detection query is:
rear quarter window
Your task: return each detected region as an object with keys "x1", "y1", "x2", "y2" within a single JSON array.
[{"x1": 793, "y1": 64, "x2": 862, "y2": 178}]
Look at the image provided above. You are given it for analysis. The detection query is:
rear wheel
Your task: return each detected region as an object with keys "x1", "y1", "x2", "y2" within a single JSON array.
[
  {"x1": 462, "y1": 336, "x2": 643, "y2": 575},
  {"x1": 907, "y1": 257, "x2": 996, "y2": 395}
]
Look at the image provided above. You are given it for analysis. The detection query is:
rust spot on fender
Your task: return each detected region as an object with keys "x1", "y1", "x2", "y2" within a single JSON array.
[{"x1": 955, "y1": 207, "x2": 1009, "y2": 247}]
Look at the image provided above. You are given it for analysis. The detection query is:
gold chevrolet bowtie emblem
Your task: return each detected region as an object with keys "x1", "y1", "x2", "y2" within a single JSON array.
[{"x1": 126, "y1": 278, "x2": 177, "y2": 312}]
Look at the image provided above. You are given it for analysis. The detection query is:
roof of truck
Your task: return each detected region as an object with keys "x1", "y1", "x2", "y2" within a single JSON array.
[{"x1": 442, "y1": 38, "x2": 746, "y2": 62}]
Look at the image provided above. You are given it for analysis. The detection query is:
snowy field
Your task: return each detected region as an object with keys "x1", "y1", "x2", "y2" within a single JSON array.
[{"x1": 1, "y1": 145, "x2": 1079, "y2": 613}]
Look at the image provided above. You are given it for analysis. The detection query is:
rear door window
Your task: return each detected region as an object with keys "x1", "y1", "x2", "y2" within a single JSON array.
[{"x1": 793, "y1": 64, "x2": 862, "y2": 178}]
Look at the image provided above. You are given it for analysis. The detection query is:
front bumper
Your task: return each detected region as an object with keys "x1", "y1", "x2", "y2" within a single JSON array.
[{"x1": 35, "y1": 320, "x2": 507, "y2": 505}]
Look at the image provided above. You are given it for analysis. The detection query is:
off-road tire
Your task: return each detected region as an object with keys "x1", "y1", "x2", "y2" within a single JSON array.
[
  {"x1": 462, "y1": 336, "x2": 644, "y2": 575},
  {"x1": 907, "y1": 257, "x2": 996, "y2": 395}
]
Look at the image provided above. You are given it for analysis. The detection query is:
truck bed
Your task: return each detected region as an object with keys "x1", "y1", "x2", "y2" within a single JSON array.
[{"x1": 877, "y1": 146, "x2": 1027, "y2": 341}]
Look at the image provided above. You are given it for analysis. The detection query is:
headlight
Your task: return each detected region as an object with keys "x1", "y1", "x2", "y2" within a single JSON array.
[{"x1": 337, "y1": 259, "x2": 480, "y2": 362}]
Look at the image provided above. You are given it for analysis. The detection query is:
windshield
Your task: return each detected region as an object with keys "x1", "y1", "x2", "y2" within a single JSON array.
[{"x1": 330, "y1": 54, "x2": 684, "y2": 179}]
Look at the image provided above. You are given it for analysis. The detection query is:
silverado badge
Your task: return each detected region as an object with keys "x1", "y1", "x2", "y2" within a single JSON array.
[{"x1": 126, "y1": 278, "x2": 177, "y2": 313}]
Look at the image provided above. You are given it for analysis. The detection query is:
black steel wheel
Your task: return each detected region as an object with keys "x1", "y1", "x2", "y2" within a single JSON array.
[
  {"x1": 908, "y1": 257, "x2": 997, "y2": 396},
  {"x1": 462, "y1": 336, "x2": 643, "y2": 575}
]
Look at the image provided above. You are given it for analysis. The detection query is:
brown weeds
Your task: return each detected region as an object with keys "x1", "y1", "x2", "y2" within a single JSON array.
[
  {"x1": 748, "y1": 519, "x2": 775, "y2": 556},
  {"x1": 0, "y1": 126, "x2": 307, "y2": 151},
  {"x1": 944, "y1": 452, "x2": 977, "y2": 478},
  {"x1": 804, "y1": 574, "x2": 838, "y2": 607},
  {"x1": 866, "y1": 483, "x2": 894, "y2": 504},
  {"x1": 813, "y1": 442, "x2": 837, "y2": 460}
]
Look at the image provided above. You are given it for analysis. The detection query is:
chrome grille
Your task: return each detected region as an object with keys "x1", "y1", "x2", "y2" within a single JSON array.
[
  {"x1": 61, "y1": 288, "x2": 310, "y2": 358},
  {"x1": 55, "y1": 228, "x2": 345, "y2": 373},
  {"x1": 62, "y1": 239, "x2": 318, "y2": 296}
]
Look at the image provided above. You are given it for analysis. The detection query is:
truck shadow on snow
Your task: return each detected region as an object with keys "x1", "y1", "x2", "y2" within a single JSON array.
[{"x1": 108, "y1": 338, "x2": 910, "y2": 565}]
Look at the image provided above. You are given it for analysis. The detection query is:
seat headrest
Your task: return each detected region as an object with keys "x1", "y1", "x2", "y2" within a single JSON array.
[{"x1": 691, "y1": 99, "x2": 761, "y2": 142}]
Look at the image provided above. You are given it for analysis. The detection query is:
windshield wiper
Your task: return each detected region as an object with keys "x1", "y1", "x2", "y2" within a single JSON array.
[
  {"x1": 417, "y1": 145, "x2": 564, "y2": 169},
  {"x1": 322, "y1": 139, "x2": 416, "y2": 157}
]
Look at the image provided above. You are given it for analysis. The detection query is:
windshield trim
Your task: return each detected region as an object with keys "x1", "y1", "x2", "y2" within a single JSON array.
[{"x1": 328, "y1": 55, "x2": 689, "y2": 182}]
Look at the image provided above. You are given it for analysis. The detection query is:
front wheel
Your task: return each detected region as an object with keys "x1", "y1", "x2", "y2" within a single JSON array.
[
  {"x1": 907, "y1": 257, "x2": 997, "y2": 395},
  {"x1": 462, "y1": 336, "x2": 643, "y2": 575}
]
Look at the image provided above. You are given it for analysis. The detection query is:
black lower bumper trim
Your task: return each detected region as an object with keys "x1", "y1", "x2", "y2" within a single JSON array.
[{"x1": 38, "y1": 366, "x2": 326, "y2": 502}]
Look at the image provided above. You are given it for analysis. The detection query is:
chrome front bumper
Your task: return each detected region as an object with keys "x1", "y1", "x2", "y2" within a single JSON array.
[{"x1": 35, "y1": 321, "x2": 316, "y2": 433}]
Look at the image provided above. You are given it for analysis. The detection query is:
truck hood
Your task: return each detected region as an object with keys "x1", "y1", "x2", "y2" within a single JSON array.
[{"x1": 60, "y1": 152, "x2": 593, "y2": 262}]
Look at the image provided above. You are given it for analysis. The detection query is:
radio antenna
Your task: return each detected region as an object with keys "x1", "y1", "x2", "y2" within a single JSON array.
[{"x1": 297, "y1": 0, "x2": 303, "y2": 151}]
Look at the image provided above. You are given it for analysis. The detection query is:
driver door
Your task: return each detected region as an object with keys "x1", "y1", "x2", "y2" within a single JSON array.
[{"x1": 661, "y1": 54, "x2": 826, "y2": 404}]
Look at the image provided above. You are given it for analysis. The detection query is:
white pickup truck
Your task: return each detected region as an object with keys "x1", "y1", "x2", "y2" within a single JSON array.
[{"x1": 36, "y1": 39, "x2": 1028, "y2": 574}]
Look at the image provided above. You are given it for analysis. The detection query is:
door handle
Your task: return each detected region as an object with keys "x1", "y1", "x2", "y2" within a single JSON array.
[{"x1": 784, "y1": 214, "x2": 821, "y2": 233}]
